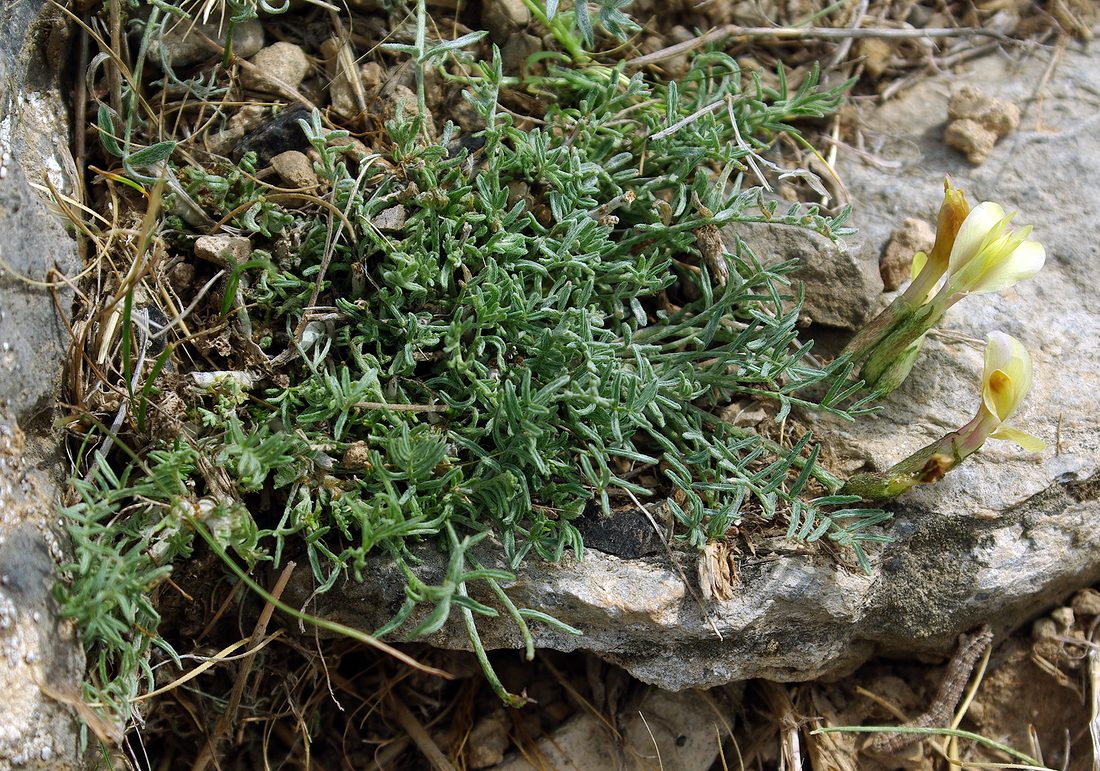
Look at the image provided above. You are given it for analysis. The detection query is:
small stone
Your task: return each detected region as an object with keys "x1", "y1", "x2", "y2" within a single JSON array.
[
  {"x1": 206, "y1": 104, "x2": 266, "y2": 156},
  {"x1": 880, "y1": 217, "x2": 935, "y2": 291},
  {"x1": 725, "y1": 222, "x2": 882, "y2": 330},
  {"x1": 230, "y1": 20, "x2": 265, "y2": 59},
  {"x1": 387, "y1": 84, "x2": 436, "y2": 138},
  {"x1": 341, "y1": 441, "x2": 371, "y2": 469},
  {"x1": 270, "y1": 150, "x2": 318, "y2": 190},
  {"x1": 467, "y1": 708, "x2": 509, "y2": 769},
  {"x1": 1050, "y1": 606, "x2": 1075, "y2": 630},
  {"x1": 241, "y1": 42, "x2": 311, "y2": 95},
  {"x1": 482, "y1": 0, "x2": 531, "y2": 41},
  {"x1": 195, "y1": 235, "x2": 252, "y2": 266},
  {"x1": 322, "y1": 39, "x2": 363, "y2": 118},
  {"x1": 333, "y1": 136, "x2": 373, "y2": 166},
  {"x1": 150, "y1": 19, "x2": 264, "y2": 69},
  {"x1": 501, "y1": 33, "x2": 541, "y2": 74},
  {"x1": 360, "y1": 62, "x2": 386, "y2": 93},
  {"x1": 1071, "y1": 588, "x2": 1100, "y2": 616},
  {"x1": 944, "y1": 85, "x2": 1020, "y2": 165},
  {"x1": 944, "y1": 119, "x2": 998, "y2": 166},
  {"x1": 1031, "y1": 617, "x2": 1058, "y2": 640},
  {"x1": 233, "y1": 106, "x2": 312, "y2": 165},
  {"x1": 371, "y1": 205, "x2": 406, "y2": 232},
  {"x1": 857, "y1": 37, "x2": 894, "y2": 79}
]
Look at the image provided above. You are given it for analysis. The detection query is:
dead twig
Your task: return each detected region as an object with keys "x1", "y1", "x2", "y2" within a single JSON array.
[
  {"x1": 387, "y1": 691, "x2": 458, "y2": 771},
  {"x1": 628, "y1": 25, "x2": 1023, "y2": 67}
]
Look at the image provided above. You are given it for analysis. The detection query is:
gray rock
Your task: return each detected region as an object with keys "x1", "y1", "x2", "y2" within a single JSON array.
[
  {"x1": 0, "y1": 2, "x2": 85, "y2": 765},
  {"x1": 240, "y1": 41, "x2": 310, "y2": 96},
  {"x1": 370, "y1": 204, "x2": 405, "y2": 232},
  {"x1": 148, "y1": 18, "x2": 264, "y2": 69},
  {"x1": 0, "y1": 420, "x2": 86, "y2": 770},
  {"x1": 726, "y1": 221, "x2": 883, "y2": 330},
  {"x1": 289, "y1": 41, "x2": 1100, "y2": 691}
]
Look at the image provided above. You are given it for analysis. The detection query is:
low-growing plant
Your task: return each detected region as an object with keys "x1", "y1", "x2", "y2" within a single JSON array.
[{"x1": 57, "y1": 0, "x2": 902, "y2": 742}]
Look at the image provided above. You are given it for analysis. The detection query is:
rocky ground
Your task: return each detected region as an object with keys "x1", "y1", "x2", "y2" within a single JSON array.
[{"x1": 2, "y1": 0, "x2": 1100, "y2": 768}]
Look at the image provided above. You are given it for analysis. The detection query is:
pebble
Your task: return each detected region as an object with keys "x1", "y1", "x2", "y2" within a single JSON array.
[
  {"x1": 370, "y1": 205, "x2": 406, "y2": 232},
  {"x1": 270, "y1": 150, "x2": 318, "y2": 190},
  {"x1": 943, "y1": 85, "x2": 1020, "y2": 165},
  {"x1": 241, "y1": 42, "x2": 311, "y2": 96},
  {"x1": 482, "y1": 0, "x2": 531, "y2": 41},
  {"x1": 501, "y1": 33, "x2": 541, "y2": 74},
  {"x1": 321, "y1": 39, "x2": 363, "y2": 118},
  {"x1": 858, "y1": 37, "x2": 894, "y2": 79},
  {"x1": 194, "y1": 235, "x2": 252, "y2": 266},
  {"x1": 467, "y1": 708, "x2": 509, "y2": 769},
  {"x1": 1072, "y1": 588, "x2": 1100, "y2": 616},
  {"x1": 880, "y1": 217, "x2": 935, "y2": 292},
  {"x1": 387, "y1": 84, "x2": 436, "y2": 139}
]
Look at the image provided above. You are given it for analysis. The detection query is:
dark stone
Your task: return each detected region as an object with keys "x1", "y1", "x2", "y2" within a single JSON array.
[{"x1": 233, "y1": 105, "x2": 312, "y2": 165}]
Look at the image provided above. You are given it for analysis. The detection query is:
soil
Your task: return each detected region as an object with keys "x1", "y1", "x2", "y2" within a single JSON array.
[{"x1": 51, "y1": 0, "x2": 1099, "y2": 768}]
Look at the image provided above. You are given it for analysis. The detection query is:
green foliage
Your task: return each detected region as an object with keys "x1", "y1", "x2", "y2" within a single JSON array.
[
  {"x1": 61, "y1": 0, "x2": 888, "y2": 720},
  {"x1": 57, "y1": 442, "x2": 197, "y2": 727}
]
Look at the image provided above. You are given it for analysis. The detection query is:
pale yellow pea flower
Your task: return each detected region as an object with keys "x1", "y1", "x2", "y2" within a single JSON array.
[
  {"x1": 841, "y1": 331, "x2": 1043, "y2": 500},
  {"x1": 966, "y1": 331, "x2": 1045, "y2": 452},
  {"x1": 940, "y1": 203, "x2": 1046, "y2": 299}
]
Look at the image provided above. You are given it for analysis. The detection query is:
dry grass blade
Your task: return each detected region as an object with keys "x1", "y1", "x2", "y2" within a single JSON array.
[
  {"x1": 387, "y1": 692, "x2": 458, "y2": 771},
  {"x1": 627, "y1": 24, "x2": 1022, "y2": 67},
  {"x1": 760, "y1": 681, "x2": 802, "y2": 770},
  {"x1": 193, "y1": 561, "x2": 299, "y2": 771}
]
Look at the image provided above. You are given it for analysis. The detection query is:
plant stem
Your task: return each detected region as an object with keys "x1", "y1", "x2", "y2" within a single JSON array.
[{"x1": 521, "y1": 0, "x2": 589, "y2": 63}]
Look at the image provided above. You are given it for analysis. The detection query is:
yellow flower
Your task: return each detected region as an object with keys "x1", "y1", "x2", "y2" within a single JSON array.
[
  {"x1": 840, "y1": 331, "x2": 1044, "y2": 500},
  {"x1": 976, "y1": 331, "x2": 1045, "y2": 451},
  {"x1": 941, "y1": 203, "x2": 1045, "y2": 298}
]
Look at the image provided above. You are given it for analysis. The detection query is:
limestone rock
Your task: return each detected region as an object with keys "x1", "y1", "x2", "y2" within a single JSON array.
[
  {"x1": 943, "y1": 85, "x2": 1020, "y2": 165},
  {"x1": 370, "y1": 204, "x2": 406, "y2": 232},
  {"x1": 880, "y1": 216, "x2": 935, "y2": 291},
  {"x1": 240, "y1": 42, "x2": 310, "y2": 96},
  {"x1": 726, "y1": 221, "x2": 883, "y2": 330},
  {"x1": 0, "y1": 5, "x2": 85, "y2": 765},
  {"x1": 0, "y1": 421, "x2": 86, "y2": 770}
]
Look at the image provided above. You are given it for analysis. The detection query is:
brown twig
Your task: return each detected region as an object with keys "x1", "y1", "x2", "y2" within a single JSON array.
[
  {"x1": 627, "y1": 25, "x2": 1021, "y2": 67},
  {"x1": 193, "y1": 562, "x2": 297, "y2": 771},
  {"x1": 387, "y1": 691, "x2": 458, "y2": 771}
]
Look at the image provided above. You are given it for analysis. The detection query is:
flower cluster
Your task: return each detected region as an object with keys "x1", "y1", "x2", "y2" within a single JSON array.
[
  {"x1": 839, "y1": 181, "x2": 1046, "y2": 500},
  {"x1": 843, "y1": 180, "x2": 1045, "y2": 394}
]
